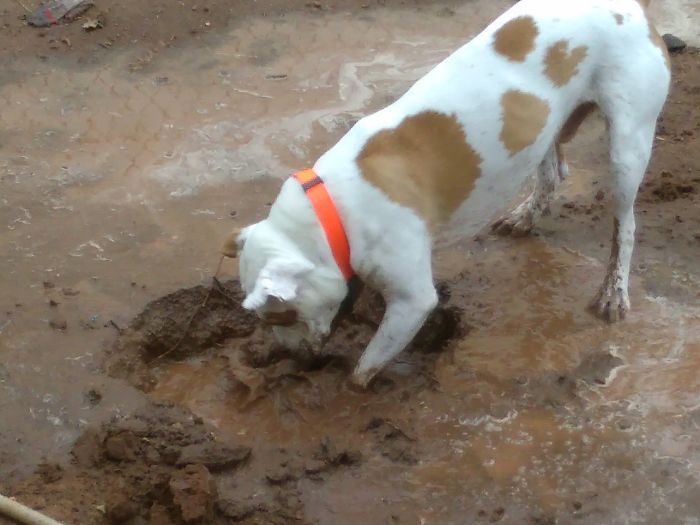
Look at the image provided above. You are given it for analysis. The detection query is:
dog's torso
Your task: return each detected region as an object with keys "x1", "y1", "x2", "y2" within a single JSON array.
[{"x1": 237, "y1": 0, "x2": 669, "y2": 385}]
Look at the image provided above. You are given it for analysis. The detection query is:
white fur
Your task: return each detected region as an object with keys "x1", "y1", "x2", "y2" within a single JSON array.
[{"x1": 237, "y1": 0, "x2": 670, "y2": 386}]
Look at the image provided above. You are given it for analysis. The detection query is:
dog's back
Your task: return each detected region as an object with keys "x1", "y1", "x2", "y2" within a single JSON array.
[{"x1": 316, "y1": 0, "x2": 668, "y2": 235}]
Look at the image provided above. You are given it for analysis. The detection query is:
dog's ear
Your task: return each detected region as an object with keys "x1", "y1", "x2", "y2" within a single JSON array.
[
  {"x1": 242, "y1": 257, "x2": 314, "y2": 310},
  {"x1": 221, "y1": 226, "x2": 251, "y2": 258}
]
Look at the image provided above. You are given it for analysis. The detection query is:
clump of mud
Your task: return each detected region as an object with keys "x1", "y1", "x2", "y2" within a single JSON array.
[
  {"x1": 5, "y1": 404, "x2": 249, "y2": 524},
  {"x1": 517, "y1": 349, "x2": 625, "y2": 409},
  {"x1": 640, "y1": 170, "x2": 699, "y2": 202},
  {"x1": 106, "y1": 278, "x2": 465, "y2": 394},
  {"x1": 3, "y1": 402, "x2": 370, "y2": 525},
  {"x1": 6, "y1": 277, "x2": 467, "y2": 525}
]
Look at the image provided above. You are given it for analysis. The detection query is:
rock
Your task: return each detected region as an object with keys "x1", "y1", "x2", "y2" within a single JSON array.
[
  {"x1": 317, "y1": 437, "x2": 362, "y2": 467},
  {"x1": 84, "y1": 387, "x2": 103, "y2": 406},
  {"x1": 148, "y1": 503, "x2": 174, "y2": 525},
  {"x1": 175, "y1": 442, "x2": 251, "y2": 472},
  {"x1": 216, "y1": 499, "x2": 255, "y2": 521},
  {"x1": 106, "y1": 496, "x2": 139, "y2": 524},
  {"x1": 662, "y1": 33, "x2": 686, "y2": 52},
  {"x1": 49, "y1": 318, "x2": 68, "y2": 331},
  {"x1": 169, "y1": 464, "x2": 217, "y2": 523},
  {"x1": 574, "y1": 350, "x2": 624, "y2": 386},
  {"x1": 304, "y1": 459, "x2": 328, "y2": 477},
  {"x1": 216, "y1": 489, "x2": 275, "y2": 521},
  {"x1": 72, "y1": 430, "x2": 103, "y2": 467},
  {"x1": 104, "y1": 431, "x2": 139, "y2": 462},
  {"x1": 363, "y1": 418, "x2": 417, "y2": 465},
  {"x1": 36, "y1": 463, "x2": 63, "y2": 484}
]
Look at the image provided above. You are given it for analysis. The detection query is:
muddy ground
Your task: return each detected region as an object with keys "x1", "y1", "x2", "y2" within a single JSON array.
[{"x1": 1, "y1": 0, "x2": 700, "y2": 524}]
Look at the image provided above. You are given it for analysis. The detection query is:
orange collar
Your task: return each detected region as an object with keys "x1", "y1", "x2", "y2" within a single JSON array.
[{"x1": 292, "y1": 169, "x2": 354, "y2": 280}]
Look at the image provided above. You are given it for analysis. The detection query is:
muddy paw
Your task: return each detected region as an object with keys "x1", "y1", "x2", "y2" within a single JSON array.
[
  {"x1": 349, "y1": 365, "x2": 379, "y2": 390},
  {"x1": 588, "y1": 287, "x2": 630, "y2": 323},
  {"x1": 491, "y1": 210, "x2": 534, "y2": 237}
]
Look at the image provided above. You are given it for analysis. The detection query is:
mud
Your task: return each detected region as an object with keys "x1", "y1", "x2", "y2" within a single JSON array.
[{"x1": 1, "y1": 1, "x2": 700, "y2": 524}]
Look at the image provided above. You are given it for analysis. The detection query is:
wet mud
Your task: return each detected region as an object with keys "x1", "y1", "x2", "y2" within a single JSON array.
[{"x1": 1, "y1": 1, "x2": 700, "y2": 524}]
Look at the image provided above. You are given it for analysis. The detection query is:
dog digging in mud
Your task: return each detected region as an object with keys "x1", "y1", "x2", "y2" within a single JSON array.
[{"x1": 223, "y1": 0, "x2": 670, "y2": 387}]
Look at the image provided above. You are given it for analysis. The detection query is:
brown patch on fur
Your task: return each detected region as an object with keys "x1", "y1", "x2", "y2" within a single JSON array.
[
  {"x1": 356, "y1": 111, "x2": 483, "y2": 226},
  {"x1": 544, "y1": 40, "x2": 588, "y2": 86},
  {"x1": 559, "y1": 102, "x2": 597, "y2": 144},
  {"x1": 493, "y1": 16, "x2": 539, "y2": 62},
  {"x1": 499, "y1": 90, "x2": 550, "y2": 155},
  {"x1": 647, "y1": 17, "x2": 671, "y2": 70},
  {"x1": 613, "y1": 13, "x2": 624, "y2": 25},
  {"x1": 636, "y1": 0, "x2": 651, "y2": 8}
]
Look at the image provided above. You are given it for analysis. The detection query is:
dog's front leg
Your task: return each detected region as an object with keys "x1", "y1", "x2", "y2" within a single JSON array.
[{"x1": 352, "y1": 288, "x2": 438, "y2": 387}]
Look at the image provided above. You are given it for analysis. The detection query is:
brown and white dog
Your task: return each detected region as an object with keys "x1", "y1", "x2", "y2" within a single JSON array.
[{"x1": 227, "y1": 0, "x2": 670, "y2": 386}]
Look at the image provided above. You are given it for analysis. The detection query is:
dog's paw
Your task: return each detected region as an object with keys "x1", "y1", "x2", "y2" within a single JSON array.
[
  {"x1": 350, "y1": 366, "x2": 379, "y2": 390},
  {"x1": 491, "y1": 207, "x2": 534, "y2": 237},
  {"x1": 588, "y1": 285, "x2": 630, "y2": 323}
]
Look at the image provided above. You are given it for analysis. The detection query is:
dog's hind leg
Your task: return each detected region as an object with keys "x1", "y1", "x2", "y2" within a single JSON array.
[
  {"x1": 588, "y1": 34, "x2": 669, "y2": 322},
  {"x1": 492, "y1": 102, "x2": 597, "y2": 237},
  {"x1": 491, "y1": 142, "x2": 566, "y2": 237},
  {"x1": 588, "y1": 119, "x2": 656, "y2": 322}
]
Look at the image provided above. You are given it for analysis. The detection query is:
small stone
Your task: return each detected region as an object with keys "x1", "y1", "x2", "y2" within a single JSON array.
[
  {"x1": 169, "y1": 464, "x2": 217, "y2": 523},
  {"x1": 106, "y1": 497, "x2": 138, "y2": 524},
  {"x1": 49, "y1": 319, "x2": 67, "y2": 331},
  {"x1": 72, "y1": 430, "x2": 103, "y2": 467},
  {"x1": 85, "y1": 388, "x2": 103, "y2": 406},
  {"x1": 662, "y1": 33, "x2": 686, "y2": 52},
  {"x1": 104, "y1": 431, "x2": 139, "y2": 462},
  {"x1": 148, "y1": 503, "x2": 173, "y2": 525}
]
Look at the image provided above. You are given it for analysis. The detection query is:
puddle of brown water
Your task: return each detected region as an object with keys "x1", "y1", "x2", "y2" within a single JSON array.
[{"x1": 148, "y1": 238, "x2": 700, "y2": 523}]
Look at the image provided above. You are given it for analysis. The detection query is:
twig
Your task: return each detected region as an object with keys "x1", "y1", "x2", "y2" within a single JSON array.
[
  {"x1": 232, "y1": 88, "x2": 273, "y2": 100},
  {"x1": 15, "y1": 0, "x2": 32, "y2": 14},
  {"x1": 211, "y1": 276, "x2": 239, "y2": 304},
  {"x1": 108, "y1": 320, "x2": 124, "y2": 335}
]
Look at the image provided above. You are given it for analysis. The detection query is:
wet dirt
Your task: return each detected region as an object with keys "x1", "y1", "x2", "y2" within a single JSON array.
[{"x1": 1, "y1": 1, "x2": 700, "y2": 524}]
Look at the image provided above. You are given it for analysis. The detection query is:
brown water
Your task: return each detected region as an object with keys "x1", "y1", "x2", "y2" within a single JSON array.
[{"x1": 1, "y1": 2, "x2": 700, "y2": 524}]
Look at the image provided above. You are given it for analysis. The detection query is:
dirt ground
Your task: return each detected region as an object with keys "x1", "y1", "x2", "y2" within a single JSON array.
[{"x1": 1, "y1": 0, "x2": 699, "y2": 524}]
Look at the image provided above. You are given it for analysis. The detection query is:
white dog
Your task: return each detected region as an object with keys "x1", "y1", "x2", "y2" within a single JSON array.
[{"x1": 225, "y1": 0, "x2": 670, "y2": 386}]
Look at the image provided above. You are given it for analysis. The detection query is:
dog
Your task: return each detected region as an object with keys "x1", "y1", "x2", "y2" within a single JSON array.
[{"x1": 225, "y1": 0, "x2": 670, "y2": 387}]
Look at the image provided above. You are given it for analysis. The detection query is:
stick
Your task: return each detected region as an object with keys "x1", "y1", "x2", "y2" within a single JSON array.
[
  {"x1": 108, "y1": 320, "x2": 124, "y2": 335},
  {"x1": 232, "y1": 88, "x2": 273, "y2": 100},
  {"x1": 0, "y1": 493, "x2": 66, "y2": 525},
  {"x1": 211, "y1": 276, "x2": 239, "y2": 304}
]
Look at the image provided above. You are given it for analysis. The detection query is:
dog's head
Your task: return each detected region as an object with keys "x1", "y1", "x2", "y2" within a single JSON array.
[{"x1": 229, "y1": 220, "x2": 348, "y2": 349}]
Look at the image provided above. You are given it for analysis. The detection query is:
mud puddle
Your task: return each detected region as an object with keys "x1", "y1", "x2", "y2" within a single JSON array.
[{"x1": 1, "y1": 1, "x2": 700, "y2": 524}]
